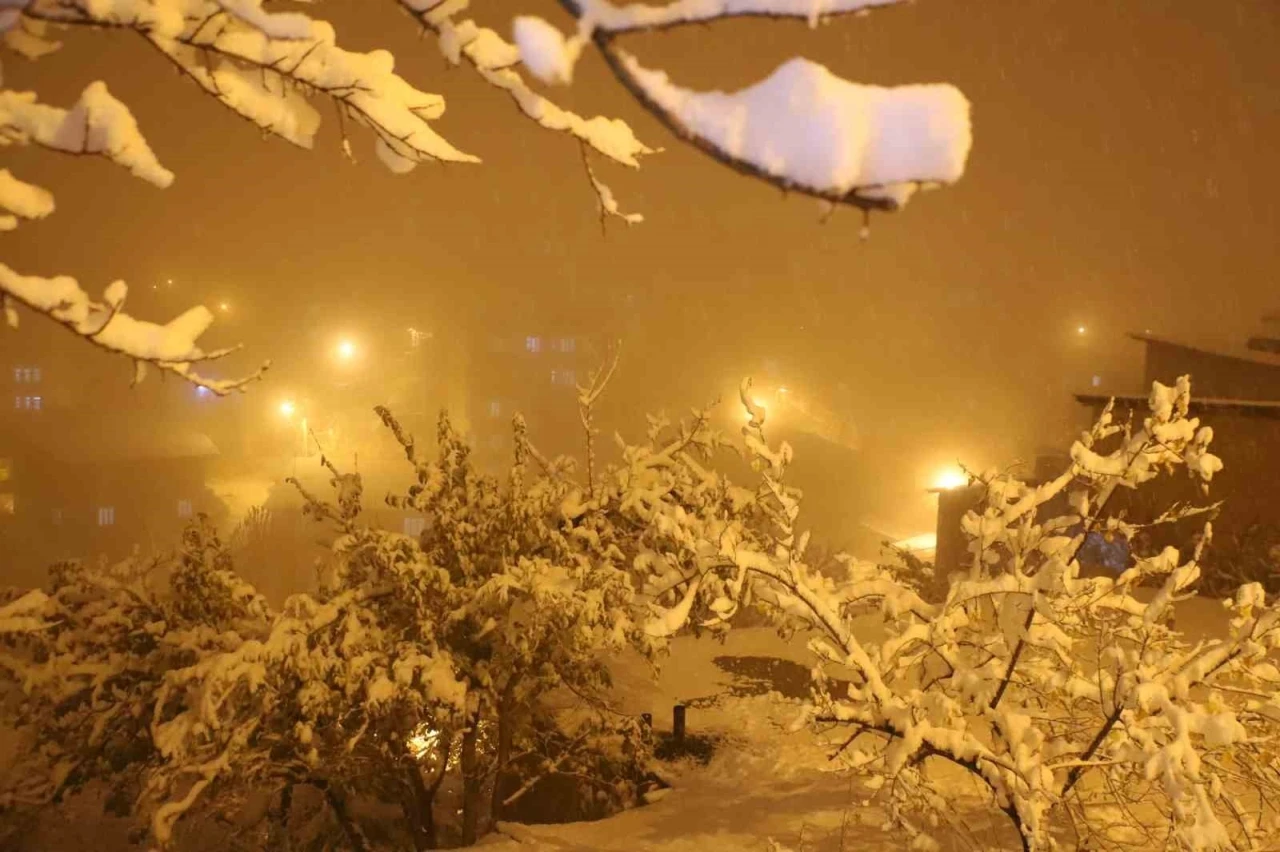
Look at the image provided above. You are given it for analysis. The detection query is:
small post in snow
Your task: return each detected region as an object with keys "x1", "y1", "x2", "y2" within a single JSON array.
[{"x1": 672, "y1": 704, "x2": 686, "y2": 744}]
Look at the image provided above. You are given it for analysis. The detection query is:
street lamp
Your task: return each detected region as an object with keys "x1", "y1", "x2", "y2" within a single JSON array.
[
  {"x1": 931, "y1": 467, "x2": 968, "y2": 490},
  {"x1": 279, "y1": 400, "x2": 296, "y2": 418},
  {"x1": 336, "y1": 339, "x2": 357, "y2": 362}
]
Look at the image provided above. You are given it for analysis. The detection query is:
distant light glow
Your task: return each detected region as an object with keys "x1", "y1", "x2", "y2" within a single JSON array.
[
  {"x1": 1092, "y1": 375, "x2": 1102, "y2": 387},
  {"x1": 279, "y1": 400, "x2": 296, "y2": 418},
  {"x1": 1077, "y1": 325, "x2": 1086, "y2": 335},
  {"x1": 196, "y1": 386, "x2": 209, "y2": 397},
  {"x1": 893, "y1": 532, "x2": 937, "y2": 553},
  {"x1": 219, "y1": 302, "x2": 230, "y2": 313},
  {"x1": 336, "y1": 339, "x2": 357, "y2": 361},
  {"x1": 777, "y1": 387, "x2": 789, "y2": 395},
  {"x1": 407, "y1": 724, "x2": 442, "y2": 761},
  {"x1": 932, "y1": 467, "x2": 968, "y2": 490}
]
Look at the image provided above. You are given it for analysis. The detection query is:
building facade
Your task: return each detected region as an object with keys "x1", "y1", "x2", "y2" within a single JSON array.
[
  {"x1": 930, "y1": 331, "x2": 1280, "y2": 586},
  {"x1": 0, "y1": 339, "x2": 227, "y2": 586}
]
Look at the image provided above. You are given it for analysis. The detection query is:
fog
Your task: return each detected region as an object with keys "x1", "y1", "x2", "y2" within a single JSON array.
[{"x1": 2, "y1": 0, "x2": 1278, "y2": 577}]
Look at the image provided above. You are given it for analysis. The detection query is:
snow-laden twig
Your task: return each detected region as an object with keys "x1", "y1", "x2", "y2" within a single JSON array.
[{"x1": 0, "y1": 82, "x2": 266, "y2": 390}]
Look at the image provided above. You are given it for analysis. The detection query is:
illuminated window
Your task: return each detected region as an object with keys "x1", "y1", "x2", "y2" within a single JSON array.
[
  {"x1": 525, "y1": 336, "x2": 542, "y2": 353},
  {"x1": 403, "y1": 516, "x2": 426, "y2": 537},
  {"x1": 488, "y1": 400, "x2": 501, "y2": 418},
  {"x1": 97, "y1": 506, "x2": 115, "y2": 526},
  {"x1": 31, "y1": 396, "x2": 40, "y2": 410},
  {"x1": 0, "y1": 458, "x2": 10, "y2": 482},
  {"x1": 551, "y1": 369, "x2": 577, "y2": 387},
  {"x1": 557, "y1": 337, "x2": 576, "y2": 353},
  {"x1": 13, "y1": 395, "x2": 40, "y2": 410},
  {"x1": 12, "y1": 367, "x2": 40, "y2": 383},
  {"x1": 0, "y1": 493, "x2": 13, "y2": 515},
  {"x1": 177, "y1": 499, "x2": 193, "y2": 518}
]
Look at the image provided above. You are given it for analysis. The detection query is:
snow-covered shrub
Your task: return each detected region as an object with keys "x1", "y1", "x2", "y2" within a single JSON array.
[
  {"x1": 0, "y1": 520, "x2": 270, "y2": 826},
  {"x1": 651, "y1": 375, "x2": 1280, "y2": 851},
  {"x1": 0, "y1": 513, "x2": 473, "y2": 851},
  {"x1": 283, "y1": 401, "x2": 666, "y2": 845}
]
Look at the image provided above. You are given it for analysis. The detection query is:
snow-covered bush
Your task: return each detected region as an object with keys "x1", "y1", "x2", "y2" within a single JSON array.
[
  {"x1": 1, "y1": 0, "x2": 971, "y2": 387},
  {"x1": 654, "y1": 375, "x2": 1280, "y2": 851},
  {"x1": 0, "y1": 359, "x2": 766, "y2": 848},
  {"x1": 0, "y1": 520, "x2": 272, "y2": 827},
  {"x1": 0, "y1": 514, "x2": 473, "y2": 850},
  {"x1": 12, "y1": 369, "x2": 1262, "y2": 851},
  {"x1": 281, "y1": 397, "x2": 670, "y2": 846}
]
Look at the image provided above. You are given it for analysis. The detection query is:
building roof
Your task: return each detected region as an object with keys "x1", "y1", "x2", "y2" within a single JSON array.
[
  {"x1": 1074, "y1": 391, "x2": 1280, "y2": 415},
  {"x1": 1127, "y1": 331, "x2": 1280, "y2": 370}
]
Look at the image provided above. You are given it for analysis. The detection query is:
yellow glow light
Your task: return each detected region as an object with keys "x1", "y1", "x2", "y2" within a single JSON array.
[
  {"x1": 932, "y1": 468, "x2": 968, "y2": 490},
  {"x1": 336, "y1": 339, "x2": 356, "y2": 361},
  {"x1": 279, "y1": 400, "x2": 296, "y2": 418}
]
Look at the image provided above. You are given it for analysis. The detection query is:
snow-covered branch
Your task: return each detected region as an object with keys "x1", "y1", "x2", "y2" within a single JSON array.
[
  {"x1": 567, "y1": 0, "x2": 902, "y2": 34},
  {"x1": 0, "y1": 82, "x2": 266, "y2": 391},
  {"x1": 534, "y1": 0, "x2": 972, "y2": 212}
]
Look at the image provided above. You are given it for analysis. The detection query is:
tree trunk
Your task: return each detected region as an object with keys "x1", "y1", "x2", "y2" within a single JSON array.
[
  {"x1": 402, "y1": 764, "x2": 436, "y2": 851},
  {"x1": 460, "y1": 720, "x2": 482, "y2": 846},
  {"x1": 318, "y1": 781, "x2": 370, "y2": 852},
  {"x1": 489, "y1": 682, "x2": 519, "y2": 832},
  {"x1": 267, "y1": 783, "x2": 294, "y2": 851}
]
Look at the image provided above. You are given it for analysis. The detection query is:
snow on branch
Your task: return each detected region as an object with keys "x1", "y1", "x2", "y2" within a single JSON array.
[
  {"x1": 0, "y1": 82, "x2": 173, "y2": 186},
  {"x1": 525, "y1": 0, "x2": 972, "y2": 212},
  {"x1": 15, "y1": 0, "x2": 477, "y2": 170},
  {"x1": 398, "y1": 0, "x2": 655, "y2": 166},
  {"x1": 613, "y1": 53, "x2": 970, "y2": 211},
  {"x1": 570, "y1": 0, "x2": 902, "y2": 33},
  {"x1": 0, "y1": 265, "x2": 268, "y2": 394},
  {"x1": 0, "y1": 83, "x2": 264, "y2": 391},
  {"x1": 0, "y1": 168, "x2": 54, "y2": 230}
]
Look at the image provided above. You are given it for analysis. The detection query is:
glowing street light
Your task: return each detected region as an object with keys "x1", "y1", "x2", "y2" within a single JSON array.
[
  {"x1": 279, "y1": 400, "x2": 296, "y2": 418},
  {"x1": 336, "y1": 339, "x2": 357, "y2": 361},
  {"x1": 219, "y1": 302, "x2": 230, "y2": 313},
  {"x1": 1076, "y1": 325, "x2": 1087, "y2": 335},
  {"x1": 931, "y1": 467, "x2": 968, "y2": 490}
]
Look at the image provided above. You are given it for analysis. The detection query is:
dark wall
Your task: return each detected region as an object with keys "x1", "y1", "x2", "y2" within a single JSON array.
[
  {"x1": 0, "y1": 455, "x2": 226, "y2": 586},
  {"x1": 1145, "y1": 342, "x2": 1280, "y2": 401}
]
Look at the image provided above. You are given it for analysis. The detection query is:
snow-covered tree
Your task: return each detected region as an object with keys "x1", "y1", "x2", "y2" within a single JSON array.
[
  {"x1": 647, "y1": 376, "x2": 1280, "y2": 852},
  {"x1": 0, "y1": 0, "x2": 971, "y2": 390},
  {"x1": 0, "y1": 361, "x2": 751, "y2": 848},
  {"x1": 19, "y1": 368, "x2": 1261, "y2": 851}
]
